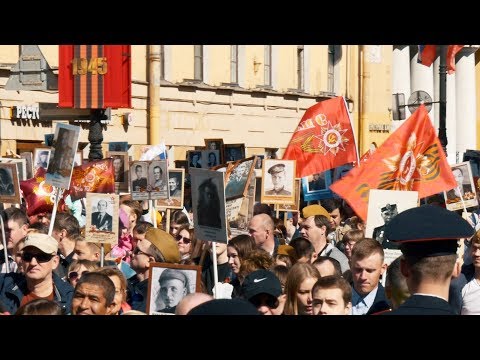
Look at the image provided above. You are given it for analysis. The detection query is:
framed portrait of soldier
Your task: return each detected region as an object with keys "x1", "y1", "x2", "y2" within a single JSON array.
[
  {"x1": 0, "y1": 158, "x2": 27, "y2": 181},
  {"x1": 261, "y1": 159, "x2": 296, "y2": 205},
  {"x1": 302, "y1": 170, "x2": 333, "y2": 201},
  {"x1": 276, "y1": 178, "x2": 301, "y2": 212},
  {"x1": 365, "y1": 189, "x2": 418, "y2": 248},
  {"x1": 147, "y1": 263, "x2": 202, "y2": 315},
  {"x1": 224, "y1": 144, "x2": 245, "y2": 162},
  {"x1": 33, "y1": 148, "x2": 51, "y2": 174},
  {"x1": 444, "y1": 161, "x2": 478, "y2": 211},
  {"x1": 205, "y1": 138, "x2": 224, "y2": 163},
  {"x1": 224, "y1": 156, "x2": 255, "y2": 200},
  {"x1": 20, "y1": 152, "x2": 33, "y2": 180},
  {"x1": 130, "y1": 161, "x2": 149, "y2": 201},
  {"x1": 45, "y1": 123, "x2": 80, "y2": 190},
  {"x1": 156, "y1": 168, "x2": 184, "y2": 209},
  {"x1": 107, "y1": 151, "x2": 129, "y2": 193},
  {"x1": 149, "y1": 160, "x2": 168, "y2": 200},
  {"x1": 0, "y1": 163, "x2": 21, "y2": 204},
  {"x1": 85, "y1": 193, "x2": 119, "y2": 244},
  {"x1": 190, "y1": 168, "x2": 228, "y2": 243}
]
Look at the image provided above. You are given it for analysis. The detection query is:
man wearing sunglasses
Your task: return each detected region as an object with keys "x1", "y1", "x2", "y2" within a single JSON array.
[{"x1": 0, "y1": 233, "x2": 74, "y2": 314}]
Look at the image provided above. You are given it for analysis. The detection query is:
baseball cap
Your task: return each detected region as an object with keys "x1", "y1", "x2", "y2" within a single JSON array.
[
  {"x1": 241, "y1": 269, "x2": 282, "y2": 300},
  {"x1": 23, "y1": 233, "x2": 58, "y2": 255},
  {"x1": 144, "y1": 228, "x2": 180, "y2": 263},
  {"x1": 385, "y1": 204, "x2": 474, "y2": 257}
]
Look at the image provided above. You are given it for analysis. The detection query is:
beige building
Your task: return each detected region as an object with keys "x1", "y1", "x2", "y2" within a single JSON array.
[{"x1": 0, "y1": 45, "x2": 399, "y2": 165}]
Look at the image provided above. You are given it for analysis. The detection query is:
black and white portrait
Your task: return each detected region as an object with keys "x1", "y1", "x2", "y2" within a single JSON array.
[
  {"x1": 86, "y1": 193, "x2": 119, "y2": 244},
  {"x1": 33, "y1": 148, "x2": 50, "y2": 173},
  {"x1": 0, "y1": 163, "x2": 20, "y2": 204},
  {"x1": 190, "y1": 168, "x2": 228, "y2": 243},
  {"x1": 225, "y1": 157, "x2": 254, "y2": 200},
  {"x1": 148, "y1": 263, "x2": 201, "y2": 315},
  {"x1": 261, "y1": 159, "x2": 296, "y2": 205},
  {"x1": 130, "y1": 161, "x2": 149, "y2": 200},
  {"x1": 149, "y1": 160, "x2": 168, "y2": 200},
  {"x1": 91, "y1": 198, "x2": 113, "y2": 232},
  {"x1": 156, "y1": 169, "x2": 185, "y2": 210},
  {"x1": 224, "y1": 144, "x2": 245, "y2": 162},
  {"x1": 444, "y1": 162, "x2": 478, "y2": 211}
]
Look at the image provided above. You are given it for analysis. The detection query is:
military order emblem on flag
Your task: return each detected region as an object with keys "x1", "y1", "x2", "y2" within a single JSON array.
[
  {"x1": 68, "y1": 159, "x2": 115, "y2": 201},
  {"x1": 330, "y1": 105, "x2": 456, "y2": 221},
  {"x1": 282, "y1": 96, "x2": 358, "y2": 178}
]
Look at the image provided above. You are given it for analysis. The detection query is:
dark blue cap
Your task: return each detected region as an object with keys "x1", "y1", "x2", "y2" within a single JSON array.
[
  {"x1": 187, "y1": 298, "x2": 260, "y2": 315},
  {"x1": 384, "y1": 204, "x2": 474, "y2": 257}
]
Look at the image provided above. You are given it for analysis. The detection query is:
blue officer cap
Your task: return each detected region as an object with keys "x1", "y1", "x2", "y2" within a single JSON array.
[{"x1": 384, "y1": 204, "x2": 474, "y2": 257}]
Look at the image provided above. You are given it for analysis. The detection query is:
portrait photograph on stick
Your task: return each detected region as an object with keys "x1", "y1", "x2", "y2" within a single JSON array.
[
  {"x1": 301, "y1": 170, "x2": 333, "y2": 201},
  {"x1": 147, "y1": 263, "x2": 202, "y2": 315},
  {"x1": 224, "y1": 144, "x2": 245, "y2": 162},
  {"x1": 45, "y1": 123, "x2": 80, "y2": 190},
  {"x1": 106, "y1": 151, "x2": 129, "y2": 193},
  {"x1": 261, "y1": 159, "x2": 296, "y2": 205},
  {"x1": 190, "y1": 168, "x2": 228, "y2": 243},
  {"x1": 201, "y1": 149, "x2": 220, "y2": 169},
  {"x1": 0, "y1": 157, "x2": 27, "y2": 181},
  {"x1": 204, "y1": 138, "x2": 224, "y2": 163},
  {"x1": 444, "y1": 161, "x2": 478, "y2": 211},
  {"x1": 0, "y1": 163, "x2": 21, "y2": 204},
  {"x1": 365, "y1": 189, "x2": 418, "y2": 248},
  {"x1": 224, "y1": 156, "x2": 255, "y2": 200},
  {"x1": 85, "y1": 193, "x2": 119, "y2": 244},
  {"x1": 156, "y1": 168, "x2": 185, "y2": 209},
  {"x1": 130, "y1": 161, "x2": 149, "y2": 200},
  {"x1": 148, "y1": 160, "x2": 168, "y2": 200},
  {"x1": 33, "y1": 148, "x2": 51, "y2": 173}
]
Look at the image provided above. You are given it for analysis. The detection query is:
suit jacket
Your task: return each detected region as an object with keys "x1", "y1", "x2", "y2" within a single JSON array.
[
  {"x1": 132, "y1": 177, "x2": 148, "y2": 191},
  {"x1": 367, "y1": 283, "x2": 392, "y2": 315},
  {"x1": 386, "y1": 294, "x2": 455, "y2": 315},
  {"x1": 91, "y1": 211, "x2": 113, "y2": 231}
]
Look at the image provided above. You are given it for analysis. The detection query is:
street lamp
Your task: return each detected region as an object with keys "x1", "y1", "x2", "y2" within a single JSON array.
[{"x1": 438, "y1": 45, "x2": 448, "y2": 156}]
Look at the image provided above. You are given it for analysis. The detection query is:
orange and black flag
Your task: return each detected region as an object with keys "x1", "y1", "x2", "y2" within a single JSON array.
[
  {"x1": 282, "y1": 96, "x2": 358, "y2": 178},
  {"x1": 73, "y1": 45, "x2": 105, "y2": 109},
  {"x1": 330, "y1": 105, "x2": 456, "y2": 221},
  {"x1": 67, "y1": 159, "x2": 115, "y2": 201}
]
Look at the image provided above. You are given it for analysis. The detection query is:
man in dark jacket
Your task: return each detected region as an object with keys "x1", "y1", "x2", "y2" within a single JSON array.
[
  {"x1": 0, "y1": 233, "x2": 74, "y2": 314},
  {"x1": 384, "y1": 205, "x2": 474, "y2": 315}
]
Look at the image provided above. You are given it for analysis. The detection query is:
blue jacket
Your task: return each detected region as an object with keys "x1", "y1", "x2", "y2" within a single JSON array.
[{"x1": 0, "y1": 272, "x2": 74, "y2": 314}]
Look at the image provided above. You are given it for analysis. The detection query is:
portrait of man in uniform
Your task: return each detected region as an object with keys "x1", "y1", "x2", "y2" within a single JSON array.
[
  {"x1": 265, "y1": 164, "x2": 291, "y2": 196},
  {"x1": 372, "y1": 203, "x2": 398, "y2": 245},
  {"x1": 91, "y1": 199, "x2": 113, "y2": 232}
]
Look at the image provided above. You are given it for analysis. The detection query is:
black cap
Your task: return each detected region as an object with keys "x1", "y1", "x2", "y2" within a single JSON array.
[
  {"x1": 384, "y1": 204, "x2": 474, "y2": 257},
  {"x1": 241, "y1": 269, "x2": 282, "y2": 300},
  {"x1": 381, "y1": 203, "x2": 397, "y2": 212},
  {"x1": 187, "y1": 298, "x2": 260, "y2": 315},
  {"x1": 268, "y1": 164, "x2": 285, "y2": 174}
]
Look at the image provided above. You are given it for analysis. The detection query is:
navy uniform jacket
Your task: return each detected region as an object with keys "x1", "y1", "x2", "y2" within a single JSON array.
[{"x1": 385, "y1": 294, "x2": 455, "y2": 315}]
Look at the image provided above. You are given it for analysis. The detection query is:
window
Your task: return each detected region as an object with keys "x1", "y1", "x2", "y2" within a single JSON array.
[
  {"x1": 297, "y1": 45, "x2": 304, "y2": 91},
  {"x1": 230, "y1": 45, "x2": 238, "y2": 84},
  {"x1": 328, "y1": 45, "x2": 335, "y2": 93},
  {"x1": 160, "y1": 45, "x2": 165, "y2": 80},
  {"x1": 194, "y1": 45, "x2": 203, "y2": 81},
  {"x1": 264, "y1": 45, "x2": 272, "y2": 86}
]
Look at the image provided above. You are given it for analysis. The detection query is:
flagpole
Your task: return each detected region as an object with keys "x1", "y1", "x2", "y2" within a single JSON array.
[
  {"x1": 438, "y1": 45, "x2": 448, "y2": 156},
  {"x1": 343, "y1": 97, "x2": 361, "y2": 165}
]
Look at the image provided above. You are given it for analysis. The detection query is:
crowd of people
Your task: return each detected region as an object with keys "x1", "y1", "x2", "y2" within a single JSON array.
[{"x1": 0, "y1": 151, "x2": 478, "y2": 316}]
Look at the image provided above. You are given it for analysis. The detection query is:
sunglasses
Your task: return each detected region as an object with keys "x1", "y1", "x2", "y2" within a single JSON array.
[
  {"x1": 21, "y1": 252, "x2": 54, "y2": 263},
  {"x1": 250, "y1": 294, "x2": 279, "y2": 309},
  {"x1": 132, "y1": 247, "x2": 152, "y2": 257},
  {"x1": 175, "y1": 235, "x2": 191, "y2": 244},
  {"x1": 68, "y1": 270, "x2": 89, "y2": 280}
]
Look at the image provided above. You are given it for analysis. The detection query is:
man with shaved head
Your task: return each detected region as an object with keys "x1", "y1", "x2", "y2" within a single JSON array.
[
  {"x1": 175, "y1": 292, "x2": 214, "y2": 315},
  {"x1": 248, "y1": 213, "x2": 278, "y2": 257}
]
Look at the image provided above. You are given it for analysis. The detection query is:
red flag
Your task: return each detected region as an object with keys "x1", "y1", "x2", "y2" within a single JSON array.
[
  {"x1": 330, "y1": 105, "x2": 456, "y2": 221},
  {"x1": 68, "y1": 159, "x2": 115, "y2": 201},
  {"x1": 20, "y1": 167, "x2": 56, "y2": 216},
  {"x1": 447, "y1": 45, "x2": 464, "y2": 74},
  {"x1": 282, "y1": 96, "x2": 358, "y2": 178},
  {"x1": 418, "y1": 45, "x2": 464, "y2": 74}
]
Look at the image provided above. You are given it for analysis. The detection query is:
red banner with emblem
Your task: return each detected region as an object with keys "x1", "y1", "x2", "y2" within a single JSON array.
[
  {"x1": 330, "y1": 105, "x2": 456, "y2": 221},
  {"x1": 59, "y1": 45, "x2": 131, "y2": 109},
  {"x1": 282, "y1": 96, "x2": 358, "y2": 178},
  {"x1": 20, "y1": 167, "x2": 57, "y2": 216},
  {"x1": 67, "y1": 159, "x2": 115, "y2": 201}
]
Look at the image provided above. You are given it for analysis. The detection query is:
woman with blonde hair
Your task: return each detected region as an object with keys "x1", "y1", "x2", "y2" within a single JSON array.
[{"x1": 283, "y1": 262, "x2": 320, "y2": 315}]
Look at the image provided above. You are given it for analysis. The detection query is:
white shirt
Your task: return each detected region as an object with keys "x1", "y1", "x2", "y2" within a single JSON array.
[{"x1": 461, "y1": 279, "x2": 480, "y2": 315}]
